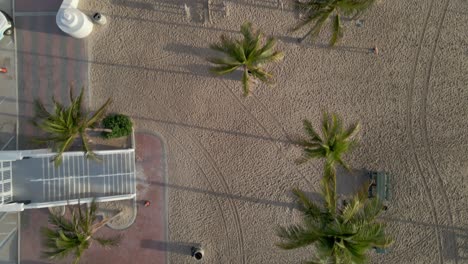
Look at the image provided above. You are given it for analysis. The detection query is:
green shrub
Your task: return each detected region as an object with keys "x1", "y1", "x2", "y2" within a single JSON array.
[{"x1": 102, "y1": 114, "x2": 133, "y2": 139}]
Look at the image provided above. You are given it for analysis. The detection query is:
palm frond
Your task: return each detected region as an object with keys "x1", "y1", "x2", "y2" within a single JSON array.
[
  {"x1": 292, "y1": 188, "x2": 323, "y2": 220},
  {"x1": 342, "y1": 240, "x2": 367, "y2": 264},
  {"x1": 34, "y1": 87, "x2": 111, "y2": 167},
  {"x1": 86, "y1": 98, "x2": 111, "y2": 128},
  {"x1": 240, "y1": 21, "x2": 255, "y2": 44},
  {"x1": 341, "y1": 197, "x2": 362, "y2": 223},
  {"x1": 336, "y1": 0, "x2": 375, "y2": 17},
  {"x1": 357, "y1": 197, "x2": 384, "y2": 223},
  {"x1": 41, "y1": 200, "x2": 120, "y2": 263},
  {"x1": 41, "y1": 227, "x2": 81, "y2": 261},
  {"x1": 248, "y1": 67, "x2": 273, "y2": 84},
  {"x1": 294, "y1": 0, "x2": 375, "y2": 45},
  {"x1": 321, "y1": 112, "x2": 332, "y2": 139},
  {"x1": 342, "y1": 122, "x2": 360, "y2": 140},
  {"x1": 80, "y1": 132, "x2": 100, "y2": 162},
  {"x1": 255, "y1": 37, "x2": 276, "y2": 57},
  {"x1": 298, "y1": 10, "x2": 332, "y2": 43},
  {"x1": 292, "y1": 9, "x2": 329, "y2": 32},
  {"x1": 51, "y1": 135, "x2": 75, "y2": 166},
  {"x1": 330, "y1": 14, "x2": 343, "y2": 46},
  {"x1": 49, "y1": 212, "x2": 75, "y2": 232},
  {"x1": 218, "y1": 35, "x2": 246, "y2": 62},
  {"x1": 209, "y1": 65, "x2": 240, "y2": 75},
  {"x1": 298, "y1": 113, "x2": 359, "y2": 172},
  {"x1": 276, "y1": 225, "x2": 320, "y2": 250},
  {"x1": 209, "y1": 22, "x2": 282, "y2": 96},
  {"x1": 34, "y1": 100, "x2": 51, "y2": 118},
  {"x1": 303, "y1": 119, "x2": 322, "y2": 142}
]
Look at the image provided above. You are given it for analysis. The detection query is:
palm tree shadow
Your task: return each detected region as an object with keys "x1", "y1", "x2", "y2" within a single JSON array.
[
  {"x1": 290, "y1": 190, "x2": 324, "y2": 205},
  {"x1": 184, "y1": 64, "x2": 241, "y2": 81},
  {"x1": 145, "y1": 180, "x2": 297, "y2": 209},
  {"x1": 164, "y1": 43, "x2": 214, "y2": 59},
  {"x1": 164, "y1": 43, "x2": 246, "y2": 81},
  {"x1": 130, "y1": 115, "x2": 294, "y2": 145},
  {"x1": 277, "y1": 36, "x2": 372, "y2": 54}
]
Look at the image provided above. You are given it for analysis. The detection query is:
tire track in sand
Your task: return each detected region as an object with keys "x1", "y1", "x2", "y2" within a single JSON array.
[
  {"x1": 157, "y1": 91, "x2": 247, "y2": 263},
  {"x1": 419, "y1": 0, "x2": 458, "y2": 262},
  {"x1": 405, "y1": 0, "x2": 446, "y2": 262},
  {"x1": 159, "y1": 92, "x2": 247, "y2": 263},
  {"x1": 164, "y1": 130, "x2": 235, "y2": 262},
  {"x1": 151, "y1": 100, "x2": 245, "y2": 263},
  {"x1": 186, "y1": 134, "x2": 247, "y2": 264},
  {"x1": 220, "y1": 79, "x2": 315, "y2": 188}
]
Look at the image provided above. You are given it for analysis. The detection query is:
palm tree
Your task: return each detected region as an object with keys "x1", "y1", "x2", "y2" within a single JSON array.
[
  {"x1": 33, "y1": 87, "x2": 111, "y2": 166},
  {"x1": 208, "y1": 21, "x2": 284, "y2": 96},
  {"x1": 297, "y1": 112, "x2": 360, "y2": 172},
  {"x1": 41, "y1": 200, "x2": 121, "y2": 264},
  {"x1": 276, "y1": 183, "x2": 393, "y2": 263},
  {"x1": 293, "y1": 0, "x2": 376, "y2": 46}
]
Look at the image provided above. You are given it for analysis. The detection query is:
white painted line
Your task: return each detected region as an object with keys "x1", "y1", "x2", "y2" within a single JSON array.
[
  {"x1": 12, "y1": 0, "x2": 18, "y2": 151},
  {"x1": 30, "y1": 172, "x2": 134, "y2": 182}
]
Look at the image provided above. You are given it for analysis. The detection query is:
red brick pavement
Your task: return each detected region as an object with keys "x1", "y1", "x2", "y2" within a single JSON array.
[{"x1": 14, "y1": 13, "x2": 88, "y2": 144}]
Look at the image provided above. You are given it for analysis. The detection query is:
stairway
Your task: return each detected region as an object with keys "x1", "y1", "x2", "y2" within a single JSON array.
[{"x1": 41, "y1": 151, "x2": 136, "y2": 203}]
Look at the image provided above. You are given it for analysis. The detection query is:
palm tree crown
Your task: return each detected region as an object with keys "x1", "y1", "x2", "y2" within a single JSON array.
[
  {"x1": 41, "y1": 200, "x2": 121, "y2": 264},
  {"x1": 33, "y1": 87, "x2": 111, "y2": 166},
  {"x1": 208, "y1": 21, "x2": 284, "y2": 96},
  {"x1": 293, "y1": 0, "x2": 376, "y2": 46},
  {"x1": 276, "y1": 185, "x2": 393, "y2": 263},
  {"x1": 298, "y1": 113, "x2": 360, "y2": 171}
]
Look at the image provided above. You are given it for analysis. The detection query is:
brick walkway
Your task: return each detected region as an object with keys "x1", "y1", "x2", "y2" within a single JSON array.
[
  {"x1": 14, "y1": 1, "x2": 168, "y2": 262},
  {"x1": 19, "y1": 133, "x2": 167, "y2": 264},
  {"x1": 15, "y1": 0, "x2": 88, "y2": 146}
]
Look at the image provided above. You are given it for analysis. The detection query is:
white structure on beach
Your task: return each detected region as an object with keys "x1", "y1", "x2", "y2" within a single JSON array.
[
  {"x1": 0, "y1": 135, "x2": 136, "y2": 263},
  {"x1": 56, "y1": 0, "x2": 94, "y2": 38}
]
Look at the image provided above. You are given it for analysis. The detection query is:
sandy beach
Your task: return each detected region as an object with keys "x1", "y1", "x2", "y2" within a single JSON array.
[{"x1": 81, "y1": 0, "x2": 468, "y2": 263}]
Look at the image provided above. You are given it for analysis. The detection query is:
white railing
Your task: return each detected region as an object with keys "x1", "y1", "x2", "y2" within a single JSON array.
[
  {"x1": 0, "y1": 162, "x2": 12, "y2": 205},
  {"x1": 23, "y1": 193, "x2": 136, "y2": 209}
]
